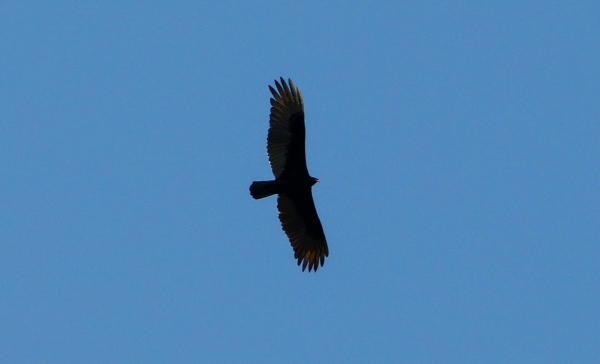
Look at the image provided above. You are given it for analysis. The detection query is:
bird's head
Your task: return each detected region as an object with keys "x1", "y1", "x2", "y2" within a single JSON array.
[{"x1": 310, "y1": 177, "x2": 319, "y2": 186}]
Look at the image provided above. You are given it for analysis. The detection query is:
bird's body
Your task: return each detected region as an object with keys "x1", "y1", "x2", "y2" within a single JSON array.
[{"x1": 250, "y1": 78, "x2": 328, "y2": 272}]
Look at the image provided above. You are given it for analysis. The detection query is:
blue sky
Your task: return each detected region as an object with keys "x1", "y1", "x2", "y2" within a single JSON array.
[{"x1": 1, "y1": 1, "x2": 599, "y2": 362}]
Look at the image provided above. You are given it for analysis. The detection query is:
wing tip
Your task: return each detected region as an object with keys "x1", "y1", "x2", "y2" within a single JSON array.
[{"x1": 296, "y1": 249, "x2": 327, "y2": 273}]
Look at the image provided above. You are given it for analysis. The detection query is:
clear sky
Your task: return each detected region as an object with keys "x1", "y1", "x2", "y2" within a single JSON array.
[{"x1": 1, "y1": 2, "x2": 599, "y2": 363}]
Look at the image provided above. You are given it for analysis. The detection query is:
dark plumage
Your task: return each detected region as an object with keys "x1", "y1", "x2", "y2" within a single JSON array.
[{"x1": 250, "y1": 78, "x2": 328, "y2": 272}]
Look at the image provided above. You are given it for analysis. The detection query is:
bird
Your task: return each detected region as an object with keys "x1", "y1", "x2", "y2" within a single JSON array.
[{"x1": 250, "y1": 78, "x2": 329, "y2": 272}]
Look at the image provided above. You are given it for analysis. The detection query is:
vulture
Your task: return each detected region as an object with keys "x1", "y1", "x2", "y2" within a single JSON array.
[{"x1": 249, "y1": 78, "x2": 328, "y2": 272}]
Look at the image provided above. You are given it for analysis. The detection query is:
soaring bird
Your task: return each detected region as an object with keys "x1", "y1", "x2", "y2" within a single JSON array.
[{"x1": 250, "y1": 78, "x2": 328, "y2": 272}]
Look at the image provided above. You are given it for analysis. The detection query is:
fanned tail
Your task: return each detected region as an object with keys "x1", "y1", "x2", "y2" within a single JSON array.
[{"x1": 249, "y1": 180, "x2": 278, "y2": 199}]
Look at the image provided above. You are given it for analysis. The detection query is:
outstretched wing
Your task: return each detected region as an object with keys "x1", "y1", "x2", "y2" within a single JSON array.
[
  {"x1": 267, "y1": 78, "x2": 308, "y2": 178},
  {"x1": 277, "y1": 191, "x2": 328, "y2": 272}
]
